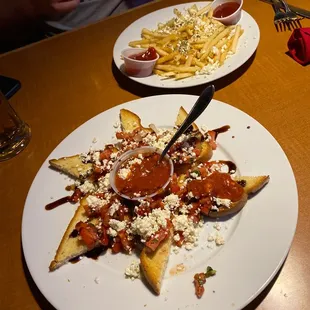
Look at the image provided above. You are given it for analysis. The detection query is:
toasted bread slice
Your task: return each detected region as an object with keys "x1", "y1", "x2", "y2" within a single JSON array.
[
  {"x1": 208, "y1": 192, "x2": 248, "y2": 218},
  {"x1": 49, "y1": 155, "x2": 92, "y2": 179},
  {"x1": 120, "y1": 109, "x2": 152, "y2": 133},
  {"x1": 49, "y1": 197, "x2": 98, "y2": 271},
  {"x1": 234, "y1": 176, "x2": 270, "y2": 195},
  {"x1": 209, "y1": 175, "x2": 270, "y2": 218},
  {"x1": 140, "y1": 232, "x2": 173, "y2": 295},
  {"x1": 196, "y1": 140, "x2": 213, "y2": 163},
  {"x1": 175, "y1": 107, "x2": 213, "y2": 163},
  {"x1": 175, "y1": 106, "x2": 199, "y2": 132}
]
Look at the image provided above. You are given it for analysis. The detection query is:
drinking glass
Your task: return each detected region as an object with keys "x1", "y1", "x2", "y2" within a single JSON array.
[{"x1": 0, "y1": 91, "x2": 31, "y2": 161}]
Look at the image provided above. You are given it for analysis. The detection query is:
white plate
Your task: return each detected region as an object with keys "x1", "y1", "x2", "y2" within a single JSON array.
[
  {"x1": 113, "y1": 2, "x2": 260, "y2": 88},
  {"x1": 22, "y1": 95, "x2": 298, "y2": 310}
]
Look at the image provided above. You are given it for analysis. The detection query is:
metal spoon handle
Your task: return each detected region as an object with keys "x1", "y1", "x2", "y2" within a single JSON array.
[{"x1": 159, "y1": 85, "x2": 215, "y2": 162}]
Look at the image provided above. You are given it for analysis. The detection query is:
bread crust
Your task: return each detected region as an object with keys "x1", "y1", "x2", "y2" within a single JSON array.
[
  {"x1": 140, "y1": 232, "x2": 173, "y2": 295},
  {"x1": 49, "y1": 197, "x2": 98, "y2": 271},
  {"x1": 49, "y1": 155, "x2": 92, "y2": 179}
]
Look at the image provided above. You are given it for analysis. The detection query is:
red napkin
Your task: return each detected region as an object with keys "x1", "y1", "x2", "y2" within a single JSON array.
[{"x1": 288, "y1": 28, "x2": 310, "y2": 65}]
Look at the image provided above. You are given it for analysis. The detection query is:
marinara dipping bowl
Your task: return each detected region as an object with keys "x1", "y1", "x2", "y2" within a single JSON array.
[
  {"x1": 110, "y1": 147, "x2": 173, "y2": 201},
  {"x1": 211, "y1": 0, "x2": 243, "y2": 25},
  {"x1": 121, "y1": 47, "x2": 159, "y2": 77}
]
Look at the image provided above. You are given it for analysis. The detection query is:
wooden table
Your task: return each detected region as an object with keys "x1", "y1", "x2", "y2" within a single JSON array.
[{"x1": 1, "y1": 0, "x2": 310, "y2": 309}]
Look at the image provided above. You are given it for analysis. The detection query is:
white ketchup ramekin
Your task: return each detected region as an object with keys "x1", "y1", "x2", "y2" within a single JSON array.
[
  {"x1": 211, "y1": 0, "x2": 243, "y2": 25},
  {"x1": 121, "y1": 48, "x2": 159, "y2": 78}
]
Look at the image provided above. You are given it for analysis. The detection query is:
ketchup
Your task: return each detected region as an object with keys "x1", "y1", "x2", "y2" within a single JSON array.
[
  {"x1": 129, "y1": 47, "x2": 158, "y2": 61},
  {"x1": 213, "y1": 2, "x2": 240, "y2": 18}
]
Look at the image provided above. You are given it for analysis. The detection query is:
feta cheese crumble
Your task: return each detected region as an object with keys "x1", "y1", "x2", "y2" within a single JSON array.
[{"x1": 125, "y1": 260, "x2": 140, "y2": 280}]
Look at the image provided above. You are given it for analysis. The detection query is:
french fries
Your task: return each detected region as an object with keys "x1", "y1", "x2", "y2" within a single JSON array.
[{"x1": 128, "y1": 4, "x2": 244, "y2": 81}]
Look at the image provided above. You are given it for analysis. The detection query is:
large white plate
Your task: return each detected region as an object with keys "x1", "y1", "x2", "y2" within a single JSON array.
[
  {"x1": 22, "y1": 95, "x2": 298, "y2": 310},
  {"x1": 113, "y1": 2, "x2": 260, "y2": 88}
]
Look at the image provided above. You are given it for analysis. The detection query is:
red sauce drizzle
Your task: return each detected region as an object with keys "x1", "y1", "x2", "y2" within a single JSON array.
[
  {"x1": 45, "y1": 196, "x2": 70, "y2": 210},
  {"x1": 213, "y1": 2, "x2": 240, "y2": 18},
  {"x1": 129, "y1": 47, "x2": 158, "y2": 61},
  {"x1": 115, "y1": 152, "x2": 171, "y2": 198},
  {"x1": 45, "y1": 188, "x2": 83, "y2": 210}
]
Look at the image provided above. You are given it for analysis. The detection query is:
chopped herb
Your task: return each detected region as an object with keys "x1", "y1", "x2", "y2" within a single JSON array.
[{"x1": 206, "y1": 266, "x2": 216, "y2": 277}]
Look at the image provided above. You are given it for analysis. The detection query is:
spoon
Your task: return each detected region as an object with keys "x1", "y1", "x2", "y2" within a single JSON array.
[{"x1": 159, "y1": 84, "x2": 215, "y2": 162}]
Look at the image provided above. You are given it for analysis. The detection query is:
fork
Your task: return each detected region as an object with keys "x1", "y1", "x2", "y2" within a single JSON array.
[
  {"x1": 279, "y1": 0, "x2": 300, "y2": 21},
  {"x1": 272, "y1": 0, "x2": 287, "y2": 24}
]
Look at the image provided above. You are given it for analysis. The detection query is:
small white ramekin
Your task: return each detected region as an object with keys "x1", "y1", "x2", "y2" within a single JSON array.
[
  {"x1": 211, "y1": 0, "x2": 243, "y2": 25},
  {"x1": 121, "y1": 48, "x2": 159, "y2": 78},
  {"x1": 109, "y1": 146, "x2": 174, "y2": 201}
]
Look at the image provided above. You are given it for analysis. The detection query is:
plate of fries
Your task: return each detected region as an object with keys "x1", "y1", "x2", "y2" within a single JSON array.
[
  {"x1": 113, "y1": 2, "x2": 260, "y2": 88},
  {"x1": 22, "y1": 95, "x2": 297, "y2": 310}
]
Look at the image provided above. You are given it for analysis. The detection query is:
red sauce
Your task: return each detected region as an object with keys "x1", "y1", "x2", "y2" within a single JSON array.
[
  {"x1": 45, "y1": 188, "x2": 83, "y2": 210},
  {"x1": 115, "y1": 152, "x2": 171, "y2": 198},
  {"x1": 45, "y1": 196, "x2": 70, "y2": 210},
  {"x1": 187, "y1": 171, "x2": 244, "y2": 201},
  {"x1": 213, "y1": 2, "x2": 240, "y2": 18},
  {"x1": 129, "y1": 47, "x2": 158, "y2": 61}
]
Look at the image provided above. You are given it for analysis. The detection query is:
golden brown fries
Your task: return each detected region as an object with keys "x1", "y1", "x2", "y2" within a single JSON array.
[{"x1": 128, "y1": 4, "x2": 244, "y2": 81}]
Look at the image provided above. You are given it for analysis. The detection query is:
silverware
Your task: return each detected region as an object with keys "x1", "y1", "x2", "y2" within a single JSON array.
[
  {"x1": 272, "y1": 0, "x2": 287, "y2": 24},
  {"x1": 260, "y1": 0, "x2": 310, "y2": 19},
  {"x1": 279, "y1": 0, "x2": 300, "y2": 20},
  {"x1": 158, "y1": 85, "x2": 215, "y2": 162}
]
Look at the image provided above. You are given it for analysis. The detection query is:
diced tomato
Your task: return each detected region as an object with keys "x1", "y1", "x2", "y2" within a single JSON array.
[
  {"x1": 188, "y1": 203, "x2": 201, "y2": 224},
  {"x1": 69, "y1": 188, "x2": 83, "y2": 203},
  {"x1": 100, "y1": 148, "x2": 113, "y2": 161},
  {"x1": 199, "y1": 167, "x2": 208, "y2": 178},
  {"x1": 169, "y1": 173, "x2": 181, "y2": 194},
  {"x1": 75, "y1": 221, "x2": 87, "y2": 231},
  {"x1": 194, "y1": 272, "x2": 206, "y2": 298},
  {"x1": 103, "y1": 212, "x2": 110, "y2": 228},
  {"x1": 208, "y1": 131, "x2": 217, "y2": 150},
  {"x1": 111, "y1": 237, "x2": 122, "y2": 254},
  {"x1": 145, "y1": 228, "x2": 168, "y2": 251},
  {"x1": 76, "y1": 222, "x2": 98, "y2": 250},
  {"x1": 170, "y1": 183, "x2": 180, "y2": 194},
  {"x1": 116, "y1": 131, "x2": 134, "y2": 140},
  {"x1": 116, "y1": 132, "x2": 125, "y2": 139},
  {"x1": 100, "y1": 204, "x2": 110, "y2": 227},
  {"x1": 193, "y1": 148, "x2": 201, "y2": 157},
  {"x1": 200, "y1": 197, "x2": 212, "y2": 216},
  {"x1": 118, "y1": 230, "x2": 133, "y2": 252},
  {"x1": 100, "y1": 226, "x2": 109, "y2": 246},
  {"x1": 93, "y1": 166, "x2": 103, "y2": 174},
  {"x1": 83, "y1": 204, "x2": 92, "y2": 217},
  {"x1": 149, "y1": 199, "x2": 163, "y2": 210},
  {"x1": 200, "y1": 205, "x2": 211, "y2": 216}
]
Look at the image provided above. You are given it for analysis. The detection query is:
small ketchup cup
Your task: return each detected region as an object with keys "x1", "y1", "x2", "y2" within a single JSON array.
[
  {"x1": 121, "y1": 48, "x2": 159, "y2": 78},
  {"x1": 211, "y1": 0, "x2": 243, "y2": 25}
]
